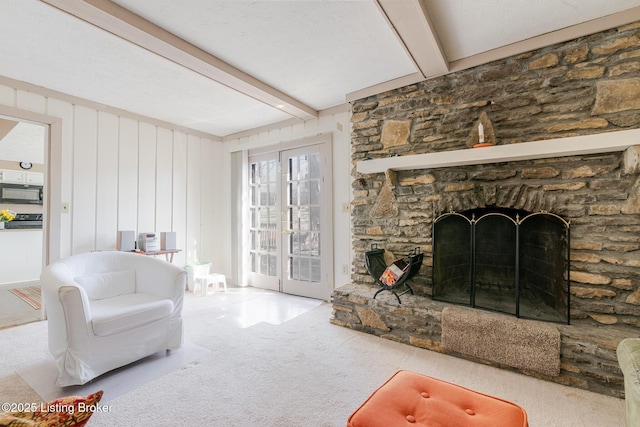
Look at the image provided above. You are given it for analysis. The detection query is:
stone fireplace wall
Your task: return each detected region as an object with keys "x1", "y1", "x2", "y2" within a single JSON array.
[
  {"x1": 334, "y1": 21, "x2": 640, "y2": 397},
  {"x1": 349, "y1": 21, "x2": 640, "y2": 326}
]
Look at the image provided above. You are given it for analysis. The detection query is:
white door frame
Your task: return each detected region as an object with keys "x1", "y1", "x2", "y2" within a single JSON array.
[{"x1": 0, "y1": 105, "x2": 63, "y2": 268}]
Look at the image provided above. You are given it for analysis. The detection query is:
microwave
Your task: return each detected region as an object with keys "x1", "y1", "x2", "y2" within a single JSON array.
[{"x1": 0, "y1": 183, "x2": 43, "y2": 205}]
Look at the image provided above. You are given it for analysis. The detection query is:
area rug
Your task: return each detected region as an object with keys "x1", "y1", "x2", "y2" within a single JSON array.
[
  {"x1": 8, "y1": 286, "x2": 41, "y2": 310},
  {"x1": 17, "y1": 343, "x2": 210, "y2": 403}
]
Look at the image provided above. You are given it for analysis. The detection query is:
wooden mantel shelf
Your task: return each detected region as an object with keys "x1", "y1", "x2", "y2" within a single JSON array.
[{"x1": 356, "y1": 129, "x2": 640, "y2": 174}]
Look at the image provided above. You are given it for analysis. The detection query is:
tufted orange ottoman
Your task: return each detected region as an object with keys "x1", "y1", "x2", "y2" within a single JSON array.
[{"x1": 348, "y1": 370, "x2": 528, "y2": 427}]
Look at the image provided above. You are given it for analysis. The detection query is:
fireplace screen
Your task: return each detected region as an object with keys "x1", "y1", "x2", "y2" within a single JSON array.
[{"x1": 432, "y1": 208, "x2": 570, "y2": 324}]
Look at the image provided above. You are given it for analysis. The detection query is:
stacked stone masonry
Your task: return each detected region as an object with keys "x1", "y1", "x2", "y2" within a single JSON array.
[
  {"x1": 331, "y1": 284, "x2": 629, "y2": 398},
  {"x1": 337, "y1": 21, "x2": 640, "y2": 397}
]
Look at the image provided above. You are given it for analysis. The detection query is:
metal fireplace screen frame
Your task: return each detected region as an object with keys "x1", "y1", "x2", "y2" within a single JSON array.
[{"x1": 432, "y1": 209, "x2": 570, "y2": 324}]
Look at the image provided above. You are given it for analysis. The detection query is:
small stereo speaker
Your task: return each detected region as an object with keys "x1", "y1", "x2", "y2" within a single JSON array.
[
  {"x1": 161, "y1": 232, "x2": 176, "y2": 250},
  {"x1": 117, "y1": 230, "x2": 136, "y2": 252}
]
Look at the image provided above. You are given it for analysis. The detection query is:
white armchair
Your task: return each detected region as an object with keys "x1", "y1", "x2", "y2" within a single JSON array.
[{"x1": 41, "y1": 251, "x2": 186, "y2": 386}]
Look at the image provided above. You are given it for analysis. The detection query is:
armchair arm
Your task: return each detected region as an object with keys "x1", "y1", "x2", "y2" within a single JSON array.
[
  {"x1": 133, "y1": 257, "x2": 186, "y2": 299},
  {"x1": 40, "y1": 262, "x2": 94, "y2": 359},
  {"x1": 41, "y1": 262, "x2": 92, "y2": 324},
  {"x1": 618, "y1": 338, "x2": 640, "y2": 426}
]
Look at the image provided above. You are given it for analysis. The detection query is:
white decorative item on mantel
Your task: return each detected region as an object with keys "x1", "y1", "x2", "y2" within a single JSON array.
[{"x1": 356, "y1": 128, "x2": 640, "y2": 174}]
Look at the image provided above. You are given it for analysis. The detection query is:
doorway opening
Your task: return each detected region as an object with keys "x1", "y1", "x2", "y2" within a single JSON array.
[
  {"x1": 245, "y1": 138, "x2": 333, "y2": 300},
  {"x1": 0, "y1": 115, "x2": 47, "y2": 329}
]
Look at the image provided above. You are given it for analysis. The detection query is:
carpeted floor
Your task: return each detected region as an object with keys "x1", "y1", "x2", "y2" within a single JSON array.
[{"x1": 0, "y1": 287, "x2": 626, "y2": 426}]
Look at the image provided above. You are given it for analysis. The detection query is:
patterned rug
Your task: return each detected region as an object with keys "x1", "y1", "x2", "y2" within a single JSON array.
[{"x1": 9, "y1": 286, "x2": 41, "y2": 310}]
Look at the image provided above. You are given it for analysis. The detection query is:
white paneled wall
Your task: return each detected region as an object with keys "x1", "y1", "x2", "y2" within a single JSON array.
[
  {"x1": 72, "y1": 105, "x2": 98, "y2": 254},
  {"x1": 224, "y1": 108, "x2": 353, "y2": 290},
  {"x1": 95, "y1": 112, "x2": 119, "y2": 251},
  {"x1": 0, "y1": 82, "x2": 228, "y2": 274}
]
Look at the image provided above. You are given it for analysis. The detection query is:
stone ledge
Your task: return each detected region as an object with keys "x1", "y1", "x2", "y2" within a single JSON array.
[{"x1": 331, "y1": 283, "x2": 632, "y2": 398}]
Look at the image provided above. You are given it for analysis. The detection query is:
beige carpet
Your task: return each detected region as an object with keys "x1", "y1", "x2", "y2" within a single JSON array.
[
  {"x1": 17, "y1": 343, "x2": 210, "y2": 402},
  {"x1": 0, "y1": 289, "x2": 626, "y2": 426}
]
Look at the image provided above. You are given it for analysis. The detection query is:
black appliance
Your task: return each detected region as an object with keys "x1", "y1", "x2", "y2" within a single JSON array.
[
  {"x1": 5, "y1": 213, "x2": 43, "y2": 229},
  {"x1": 0, "y1": 183, "x2": 43, "y2": 205}
]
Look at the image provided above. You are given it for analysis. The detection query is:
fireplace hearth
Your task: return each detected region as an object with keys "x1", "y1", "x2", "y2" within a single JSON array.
[{"x1": 432, "y1": 208, "x2": 570, "y2": 324}]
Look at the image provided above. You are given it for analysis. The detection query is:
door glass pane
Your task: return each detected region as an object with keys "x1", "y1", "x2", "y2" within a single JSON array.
[
  {"x1": 309, "y1": 181, "x2": 320, "y2": 204},
  {"x1": 299, "y1": 156, "x2": 309, "y2": 179},
  {"x1": 289, "y1": 206, "x2": 298, "y2": 230},
  {"x1": 259, "y1": 162, "x2": 268, "y2": 183},
  {"x1": 250, "y1": 230, "x2": 257, "y2": 250},
  {"x1": 299, "y1": 181, "x2": 309, "y2": 204},
  {"x1": 299, "y1": 232, "x2": 309, "y2": 255},
  {"x1": 290, "y1": 233, "x2": 299, "y2": 255},
  {"x1": 249, "y1": 158, "x2": 278, "y2": 277},
  {"x1": 311, "y1": 259, "x2": 321, "y2": 282},
  {"x1": 291, "y1": 258, "x2": 299, "y2": 280},
  {"x1": 311, "y1": 207, "x2": 320, "y2": 231},
  {"x1": 312, "y1": 232, "x2": 320, "y2": 255},
  {"x1": 289, "y1": 158, "x2": 297, "y2": 181},
  {"x1": 289, "y1": 182, "x2": 298, "y2": 205},
  {"x1": 299, "y1": 206, "x2": 310, "y2": 231},
  {"x1": 284, "y1": 152, "x2": 322, "y2": 284},
  {"x1": 309, "y1": 154, "x2": 320, "y2": 179},
  {"x1": 300, "y1": 258, "x2": 310, "y2": 281},
  {"x1": 269, "y1": 255, "x2": 277, "y2": 276}
]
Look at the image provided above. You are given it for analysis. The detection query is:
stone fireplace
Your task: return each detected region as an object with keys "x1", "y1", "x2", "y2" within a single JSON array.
[
  {"x1": 331, "y1": 21, "x2": 640, "y2": 398},
  {"x1": 432, "y1": 208, "x2": 570, "y2": 324}
]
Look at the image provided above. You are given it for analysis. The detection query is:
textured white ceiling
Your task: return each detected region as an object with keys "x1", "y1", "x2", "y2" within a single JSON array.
[
  {"x1": 114, "y1": 0, "x2": 417, "y2": 110},
  {"x1": 1, "y1": 0, "x2": 639, "y2": 138},
  {"x1": 0, "y1": 120, "x2": 45, "y2": 164},
  {"x1": 424, "y1": 0, "x2": 640, "y2": 60}
]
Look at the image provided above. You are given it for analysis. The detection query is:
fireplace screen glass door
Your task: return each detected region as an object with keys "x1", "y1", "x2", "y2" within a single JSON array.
[{"x1": 247, "y1": 142, "x2": 332, "y2": 300}]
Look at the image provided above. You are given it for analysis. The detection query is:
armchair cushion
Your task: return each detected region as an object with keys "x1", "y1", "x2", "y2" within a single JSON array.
[
  {"x1": 74, "y1": 269, "x2": 136, "y2": 300},
  {"x1": 90, "y1": 293, "x2": 174, "y2": 336}
]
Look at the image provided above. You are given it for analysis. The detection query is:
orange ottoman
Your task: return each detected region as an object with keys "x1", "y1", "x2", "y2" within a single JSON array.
[{"x1": 348, "y1": 370, "x2": 528, "y2": 427}]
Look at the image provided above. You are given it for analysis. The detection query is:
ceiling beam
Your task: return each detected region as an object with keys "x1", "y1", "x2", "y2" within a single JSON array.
[
  {"x1": 40, "y1": 0, "x2": 318, "y2": 121},
  {"x1": 376, "y1": 0, "x2": 448, "y2": 79},
  {"x1": 347, "y1": 0, "x2": 448, "y2": 102}
]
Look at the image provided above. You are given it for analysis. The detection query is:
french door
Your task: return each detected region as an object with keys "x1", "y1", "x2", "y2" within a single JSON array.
[{"x1": 246, "y1": 141, "x2": 332, "y2": 300}]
